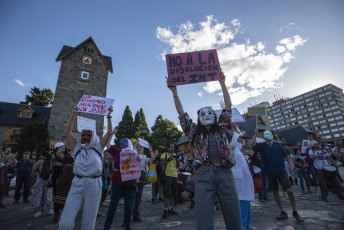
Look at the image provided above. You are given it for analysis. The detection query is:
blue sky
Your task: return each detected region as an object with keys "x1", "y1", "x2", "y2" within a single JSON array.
[{"x1": 1, "y1": 0, "x2": 343, "y2": 132}]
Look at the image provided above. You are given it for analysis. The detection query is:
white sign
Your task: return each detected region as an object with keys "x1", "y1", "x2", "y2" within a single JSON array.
[
  {"x1": 215, "y1": 108, "x2": 245, "y2": 122},
  {"x1": 138, "y1": 138, "x2": 150, "y2": 148},
  {"x1": 76, "y1": 95, "x2": 114, "y2": 116},
  {"x1": 77, "y1": 116, "x2": 96, "y2": 132},
  {"x1": 301, "y1": 140, "x2": 311, "y2": 153}
]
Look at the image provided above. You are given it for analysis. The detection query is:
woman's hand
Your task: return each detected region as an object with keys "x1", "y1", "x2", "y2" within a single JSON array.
[
  {"x1": 219, "y1": 71, "x2": 226, "y2": 83},
  {"x1": 166, "y1": 76, "x2": 177, "y2": 93},
  {"x1": 108, "y1": 106, "x2": 113, "y2": 116}
]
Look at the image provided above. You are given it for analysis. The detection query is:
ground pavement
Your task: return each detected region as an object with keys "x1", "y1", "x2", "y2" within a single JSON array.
[{"x1": 1, "y1": 168, "x2": 344, "y2": 230}]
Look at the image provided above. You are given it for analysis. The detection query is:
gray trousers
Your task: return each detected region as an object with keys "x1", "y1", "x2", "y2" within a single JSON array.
[{"x1": 195, "y1": 165, "x2": 242, "y2": 230}]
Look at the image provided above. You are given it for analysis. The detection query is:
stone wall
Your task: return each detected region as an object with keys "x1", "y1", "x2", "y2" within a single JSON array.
[{"x1": 48, "y1": 40, "x2": 110, "y2": 140}]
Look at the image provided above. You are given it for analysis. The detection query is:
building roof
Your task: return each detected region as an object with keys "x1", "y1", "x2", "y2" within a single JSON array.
[
  {"x1": 237, "y1": 116, "x2": 272, "y2": 137},
  {"x1": 0, "y1": 102, "x2": 51, "y2": 127},
  {"x1": 275, "y1": 126, "x2": 314, "y2": 145},
  {"x1": 56, "y1": 37, "x2": 113, "y2": 73}
]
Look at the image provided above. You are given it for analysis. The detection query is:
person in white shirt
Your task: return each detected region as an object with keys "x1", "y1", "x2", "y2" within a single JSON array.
[
  {"x1": 59, "y1": 106, "x2": 113, "y2": 230},
  {"x1": 308, "y1": 140, "x2": 344, "y2": 202},
  {"x1": 231, "y1": 132, "x2": 256, "y2": 230}
]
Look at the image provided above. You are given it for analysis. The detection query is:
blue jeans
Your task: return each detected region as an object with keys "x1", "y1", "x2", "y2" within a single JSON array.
[
  {"x1": 258, "y1": 172, "x2": 267, "y2": 200},
  {"x1": 297, "y1": 168, "x2": 310, "y2": 191},
  {"x1": 103, "y1": 182, "x2": 135, "y2": 229}
]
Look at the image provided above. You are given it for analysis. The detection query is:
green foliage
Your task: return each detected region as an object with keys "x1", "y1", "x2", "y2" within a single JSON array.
[
  {"x1": 133, "y1": 108, "x2": 150, "y2": 139},
  {"x1": 114, "y1": 106, "x2": 134, "y2": 147},
  {"x1": 12, "y1": 123, "x2": 49, "y2": 159},
  {"x1": 149, "y1": 115, "x2": 183, "y2": 151},
  {"x1": 21, "y1": 86, "x2": 54, "y2": 106}
]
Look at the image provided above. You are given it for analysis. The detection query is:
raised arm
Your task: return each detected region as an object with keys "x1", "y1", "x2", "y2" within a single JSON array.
[
  {"x1": 250, "y1": 128, "x2": 258, "y2": 146},
  {"x1": 56, "y1": 144, "x2": 67, "y2": 161},
  {"x1": 219, "y1": 72, "x2": 231, "y2": 110},
  {"x1": 166, "y1": 76, "x2": 184, "y2": 116},
  {"x1": 64, "y1": 107, "x2": 78, "y2": 151},
  {"x1": 106, "y1": 126, "x2": 118, "y2": 150},
  {"x1": 100, "y1": 106, "x2": 113, "y2": 149}
]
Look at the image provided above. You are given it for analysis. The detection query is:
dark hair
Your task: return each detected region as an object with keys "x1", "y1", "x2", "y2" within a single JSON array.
[
  {"x1": 191, "y1": 107, "x2": 222, "y2": 146},
  {"x1": 40, "y1": 150, "x2": 51, "y2": 161}
]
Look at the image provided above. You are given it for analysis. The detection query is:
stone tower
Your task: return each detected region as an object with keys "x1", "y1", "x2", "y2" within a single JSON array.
[{"x1": 48, "y1": 37, "x2": 113, "y2": 140}]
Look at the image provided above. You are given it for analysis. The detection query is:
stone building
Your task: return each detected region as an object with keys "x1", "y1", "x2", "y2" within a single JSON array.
[{"x1": 48, "y1": 37, "x2": 113, "y2": 145}]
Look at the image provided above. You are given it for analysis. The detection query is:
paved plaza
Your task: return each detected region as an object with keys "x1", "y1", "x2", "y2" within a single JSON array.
[{"x1": 1, "y1": 171, "x2": 344, "y2": 230}]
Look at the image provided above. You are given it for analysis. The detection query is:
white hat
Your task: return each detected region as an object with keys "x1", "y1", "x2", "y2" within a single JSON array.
[
  {"x1": 55, "y1": 142, "x2": 64, "y2": 148},
  {"x1": 310, "y1": 140, "x2": 318, "y2": 147}
]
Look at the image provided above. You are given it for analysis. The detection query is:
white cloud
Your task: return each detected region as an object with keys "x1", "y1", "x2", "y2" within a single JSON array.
[
  {"x1": 156, "y1": 16, "x2": 306, "y2": 106},
  {"x1": 279, "y1": 22, "x2": 295, "y2": 32},
  {"x1": 14, "y1": 79, "x2": 31, "y2": 87}
]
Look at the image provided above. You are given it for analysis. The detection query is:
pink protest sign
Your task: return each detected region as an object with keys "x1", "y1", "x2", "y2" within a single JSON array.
[
  {"x1": 76, "y1": 95, "x2": 114, "y2": 116},
  {"x1": 166, "y1": 49, "x2": 221, "y2": 86},
  {"x1": 120, "y1": 150, "x2": 141, "y2": 182}
]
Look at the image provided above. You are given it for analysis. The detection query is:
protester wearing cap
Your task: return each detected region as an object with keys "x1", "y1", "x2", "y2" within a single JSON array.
[
  {"x1": 59, "y1": 106, "x2": 114, "y2": 230},
  {"x1": 308, "y1": 140, "x2": 344, "y2": 202},
  {"x1": 251, "y1": 129, "x2": 303, "y2": 223}
]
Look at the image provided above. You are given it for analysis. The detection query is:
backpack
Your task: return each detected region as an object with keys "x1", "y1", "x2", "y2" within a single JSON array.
[
  {"x1": 39, "y1": 158, "x2": 51, "y2": 180},
  {"x1": 294, "y1": 157, "x2": 305, "y2": 168},
  {"x1": 305, "y1": 148, "x2": 314, "y2": 166}
]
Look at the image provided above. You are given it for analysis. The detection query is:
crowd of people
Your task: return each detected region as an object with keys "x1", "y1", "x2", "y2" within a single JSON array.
[{"x1": 1, "y1": 72, "x2": 344, "y2": 230}]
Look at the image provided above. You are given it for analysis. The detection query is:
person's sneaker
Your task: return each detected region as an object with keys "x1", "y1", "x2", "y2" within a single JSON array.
[
  {"x1": 13, "y1": 200, "x2": 19, "y2": 204},
  {"x1": 23, "y1": 199, "x2": 29, "y2": 203},
  {"x1": 293, "y1": 212, "x2": 304, "y2": 223},
  {"x1": 33, "y1": 212, "x2": 41, "y2": 218},
  {"x1": 133, "y1": 217, "x2": 143, "y2": 222},
  {"x1": 97, "y1": 211, "x2": 106, "y2": 217},
  {"x1": 47, "y1": 209, "x2": 54, "y2": 216},
  {"x1": 276, "y1": 211, "x2": 288, "y2": 220},
  {"x1": 162, "y1": 209, "x2": 168, "y2": 219},
  {"x1": 100, "y1": 202, "x2": 107, "y2": 206},
  {"x1": 246, "y1": 226, "x2": 257, "y2": 230},
  {"x1": 168, "y1": 208, "x2": 178, "y2": 215}
]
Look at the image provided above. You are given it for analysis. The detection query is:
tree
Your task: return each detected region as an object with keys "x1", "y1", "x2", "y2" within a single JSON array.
[
  {"x1": 148, "y1": 115, "x2": 183, "y2": 151},
  {"x1": 133, "y1": 108, "x2": 150, "y2": 139},
  {"x1": 114, "y1": 106, "x2": 134, "y2": 147},
  {"x1": 21, "y1": 86, "x2": 54, "y2": 106},
  {"x1": 12, "y1": 123, "x2": 49, "y2": 159}
]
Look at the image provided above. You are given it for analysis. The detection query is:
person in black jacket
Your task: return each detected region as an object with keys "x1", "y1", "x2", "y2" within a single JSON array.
[{"x1": 13, "y1": 151, "x2": 33, "y2": 204}]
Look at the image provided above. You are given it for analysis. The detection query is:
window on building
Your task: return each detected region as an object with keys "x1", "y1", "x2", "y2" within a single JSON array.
[
  {"x1": 328, "y1": 118, "x2": 335, "y2": 122},
  {"x1": 333, "y1": 134, "x2": 340, "y2": 138},
  {"x1": 335, "y1": 116, "x2": 343, "y2": 120}
]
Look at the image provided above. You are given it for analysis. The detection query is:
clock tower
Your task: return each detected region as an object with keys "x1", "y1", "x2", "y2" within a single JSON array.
[{"x1": 48, "y1": 37, "x2": 113, "y2": 141}]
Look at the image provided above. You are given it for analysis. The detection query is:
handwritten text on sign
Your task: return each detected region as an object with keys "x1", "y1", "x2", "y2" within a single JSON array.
[
  {"x1": 166, "y1": 49, "x2": 221, "y2": 86},
  {"x1": 76, "y1": 95, "x2": 114, "y2": 116},
  {"x1": 120, "y1": 150, "x2": 141, "y2": 182}
]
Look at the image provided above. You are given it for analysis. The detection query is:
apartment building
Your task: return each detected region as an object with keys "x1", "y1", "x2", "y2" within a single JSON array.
[{"x1": 267, "y1": 84, "x2": 344, "y2": 143}]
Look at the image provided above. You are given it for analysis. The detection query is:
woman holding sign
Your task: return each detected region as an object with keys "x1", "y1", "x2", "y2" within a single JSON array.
[
  {"x1": 103, "y1": 136, "x2": 141, "y2": 230},
  {"x1": 166, "y1": 72, "x2": 242, "y2": 230},
  {"x1": 58, "y1": 106, "x2": 113, "y2": 230}
]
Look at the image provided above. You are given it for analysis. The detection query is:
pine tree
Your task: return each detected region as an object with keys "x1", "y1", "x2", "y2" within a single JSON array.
[
  {"x1": 133, "y1": 108, "x2": 150, "y2": 139},
  {"x1": 114, "y1": 105, "x2": 134, "y2": 147}
]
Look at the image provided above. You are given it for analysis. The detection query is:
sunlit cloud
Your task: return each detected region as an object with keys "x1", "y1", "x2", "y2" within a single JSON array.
[
  {"x1": 14, "y1": 79, "x2": 31, "y2": 87},
  {"x1": 156, "y1": 16, "x2": 306, "y2": 106}
]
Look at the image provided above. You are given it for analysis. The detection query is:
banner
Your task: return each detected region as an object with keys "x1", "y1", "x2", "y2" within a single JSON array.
[
  {"x1": 301, "y1": 140, "x2": 311, "y2": 153},
  {"x1": 166, "y1": 49, "x2": 221, "y2": 86},
  {"x1": 120, "y1": 150, "x2": 141, "y2": 182},
  {"x1": 76, "y1": 95, "x2": 114, "y2": 116},
  {"x1": 215, "y1": 108, "x2": 245, "y2": 123},
  {"x1": 138, "y1": 138, "x2": 150, "y2": 148},
  {"x1": 77, "y1": 116, "x2": 96, "y2": 132}
]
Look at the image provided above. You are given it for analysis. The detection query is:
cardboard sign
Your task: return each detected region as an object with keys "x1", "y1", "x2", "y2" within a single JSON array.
[
  {"x1": 138, "y1": 138, "x2": 150, "y2": 148},
  {"x1": 76, "y1": 95, "x2": 114, "y2": 116},
  {"x1": 166, "y1": 49, "x2": 221, "y2": 86},
  {"x1": 77, "y1": 116, "x2": 96, "y2": 132},
  {"x1": 215, "y1": 108, "x2": 245, "y2": 123},
  {"x1": 120, "y1": 150, "x2": 141, "y2": 182},
  {"x1": 301, "y1": 140, "x2": 311, "y2": 153}
]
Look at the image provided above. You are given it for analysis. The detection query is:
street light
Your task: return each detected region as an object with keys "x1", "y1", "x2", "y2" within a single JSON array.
[{"x1": 139, "y1": 127, "x2": 148, "y2": 139}]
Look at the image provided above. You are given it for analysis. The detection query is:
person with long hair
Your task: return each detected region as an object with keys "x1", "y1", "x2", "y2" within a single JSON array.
[
  {"x1": 58, "y1": 106, "x2": 113, "y2": 230},
  {"x1": 166, "y1": 72, "x2": 242, "y2": 230}
]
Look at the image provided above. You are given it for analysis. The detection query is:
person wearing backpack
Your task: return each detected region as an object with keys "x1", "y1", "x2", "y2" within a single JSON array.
[{"x1": 31, "y1": 150, "x2": 53, "y2": 218}]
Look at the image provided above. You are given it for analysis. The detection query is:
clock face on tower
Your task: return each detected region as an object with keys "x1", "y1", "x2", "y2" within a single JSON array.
[{"x1": 82, "y1": 55, "x2": 93, "y2": 64}]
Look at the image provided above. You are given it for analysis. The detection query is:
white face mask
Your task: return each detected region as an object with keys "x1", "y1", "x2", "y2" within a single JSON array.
[
  {"x1": 263, "y1": 131, "x2": 273, "y2": 140},
  {"x1": 199, "y1": 107, "x2": 215, "y2": 126}
]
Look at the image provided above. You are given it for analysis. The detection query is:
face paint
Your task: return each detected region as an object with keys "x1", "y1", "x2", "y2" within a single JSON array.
[
  {"x1": 199, "y1": 107, "x2": 215, "y2": 126},
  {"x1": 81, "y1": 130, "x2": 92, "y2": 144},
  {"x1": 263, "y1": 130, "x2": 273, "y2": 140},
  {"x1": 120, "y1": 138, "x2": 129, "y2": 149}
]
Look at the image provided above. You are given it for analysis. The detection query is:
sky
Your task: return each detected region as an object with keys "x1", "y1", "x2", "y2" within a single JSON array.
[{"x1": 1, "y1": 0, "x2": 343, "y2": 132}]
